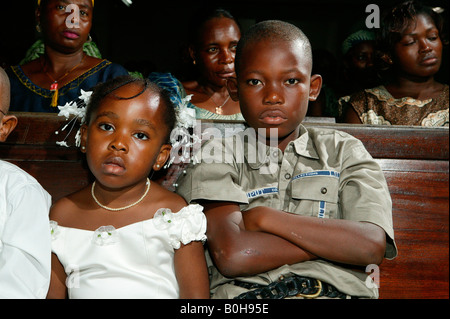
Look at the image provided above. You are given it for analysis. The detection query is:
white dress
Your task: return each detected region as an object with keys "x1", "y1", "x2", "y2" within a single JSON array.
[{"x1": 50, "y1": 204, "x2": 206, "y2": 299}]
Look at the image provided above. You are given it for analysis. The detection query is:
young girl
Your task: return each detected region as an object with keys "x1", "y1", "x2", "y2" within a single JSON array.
[
  {"x1": 341, "y1": 0, "x2": 448, "y2": 126},
  {"x1": 47, "y1": 75, "x2": 209, "y2": 299}
]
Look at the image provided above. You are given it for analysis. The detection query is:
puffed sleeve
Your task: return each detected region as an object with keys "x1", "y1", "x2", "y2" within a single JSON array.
[{"x1": 153, "y1": 204, "x2": 207, "y2": 250}]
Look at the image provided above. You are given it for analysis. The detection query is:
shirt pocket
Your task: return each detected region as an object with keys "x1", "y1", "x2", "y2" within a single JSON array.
[{"x1": 291, "y1": 176, "x2": 339, "y2": 218}]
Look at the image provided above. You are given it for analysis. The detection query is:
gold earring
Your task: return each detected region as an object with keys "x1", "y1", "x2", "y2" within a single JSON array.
[{"x1": 36, "y1": 24, "x2": 41, "y2": 33}]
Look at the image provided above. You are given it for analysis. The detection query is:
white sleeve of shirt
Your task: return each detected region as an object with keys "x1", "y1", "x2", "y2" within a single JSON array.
[{"x1": 0, "y1": 176, "x2": 52, "y2": 299}]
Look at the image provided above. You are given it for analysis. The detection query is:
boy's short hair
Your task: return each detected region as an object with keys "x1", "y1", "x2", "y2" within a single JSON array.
[{"x1": 235, "y1": 20, "x2": 313, "y2": 75}]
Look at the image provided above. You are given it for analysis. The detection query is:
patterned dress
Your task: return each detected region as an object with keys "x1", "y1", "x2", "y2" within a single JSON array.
[{"x1": 339, "y1": 85, "x2": 449, "y2": 127}]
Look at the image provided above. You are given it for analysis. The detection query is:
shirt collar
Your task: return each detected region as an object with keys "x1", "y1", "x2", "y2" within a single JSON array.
[
  {"x1": 292, "y1": 125, "x2": 320, "y2": 160},
  {"x1": 244, "y1": 125, "x2": 319, "y2": 170}
]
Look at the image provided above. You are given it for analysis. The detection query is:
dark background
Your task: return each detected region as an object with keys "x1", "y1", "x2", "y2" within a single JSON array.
[{"x1": 1, "y1": 0, "x2": 448, "y2": 83}]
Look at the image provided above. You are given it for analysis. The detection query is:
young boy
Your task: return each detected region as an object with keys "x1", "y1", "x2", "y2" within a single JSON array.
[
  {"x1": 0, "y1": 67, "x2": 52, "y2": 298},
  {"x1": 177, "y1": 20, "x2": 397, "y2": 299}
]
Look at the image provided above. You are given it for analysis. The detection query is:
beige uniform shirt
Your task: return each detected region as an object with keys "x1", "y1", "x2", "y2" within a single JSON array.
[{"x1": 177, "y1": 125, "x2": 397, "y2": 299}]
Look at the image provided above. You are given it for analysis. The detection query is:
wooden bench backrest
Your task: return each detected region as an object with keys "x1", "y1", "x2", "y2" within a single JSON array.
[
  {"x1": 1, "y1": 113, "x2": 448, "y2": 299},
  {"x1": 316, "y1": 124, "x2": 449, "y2": 299}
]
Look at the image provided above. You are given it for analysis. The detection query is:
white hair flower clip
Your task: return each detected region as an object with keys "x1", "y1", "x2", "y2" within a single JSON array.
[
  {"x1": 165, "y1": 94, "x2": 201, "y2": 168},
  {"x1": 55, "y1": 89, "x2": 91, "y2": 147},
  {"x1": 55, "y1": 90, "x2": 92, "y2": 147},
  {"x1": 176, "y1": 94, "x2": 196, "y2": 129}
]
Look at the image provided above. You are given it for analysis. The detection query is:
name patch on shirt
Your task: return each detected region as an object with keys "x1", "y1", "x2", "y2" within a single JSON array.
[
  {"x1": 247, "y1": 187, "x2": 279, "y2": 199},
  {"x1": 292, "y1": 170, "x2": 340, "y2": 181}
]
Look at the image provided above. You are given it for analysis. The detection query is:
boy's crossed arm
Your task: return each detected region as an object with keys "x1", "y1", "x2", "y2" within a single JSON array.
[
  {"x1": 201, "y1": 201, "x2": 315, "y2": 277},
  {"x1": 202, "y1": 201, "x2": 386, "y2": 278},
  {"x1": 243, "y1": 206, "x2": 386, "y2": 266},
  {"x1": 202, "y1": 201, "x2": 317, "y2": 277}
]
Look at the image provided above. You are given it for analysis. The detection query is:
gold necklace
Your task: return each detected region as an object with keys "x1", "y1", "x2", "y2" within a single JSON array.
[
  {"x1": 91, "y1": 178, "x2": 151, "y2": 212},
  {"x1": 41, "y1": 54, "x2": 87, "y2": 107},
  {"x1": 201, "y1": 86, "x2": 230, "y2": 115},
  {"x1": 213, "y1": 95, "x2": 230, "y2": 115}
]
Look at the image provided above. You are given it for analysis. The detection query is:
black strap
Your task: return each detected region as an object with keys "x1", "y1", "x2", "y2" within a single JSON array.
[{"x1": 233, "y1": 275, "x2": 352, "y2": 299}]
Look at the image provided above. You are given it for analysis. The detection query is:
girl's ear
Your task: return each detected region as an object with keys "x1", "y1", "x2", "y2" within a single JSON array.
[
  {"x1": 153, "y1": 144, "x2": 172, "y2": 171},
  {"x1": 308, "y1": 74, "x2": 323, "y2": 102},
  {"x1": 226, "y1": 77, "x2": 239, "y2": 102},
  {"x1": 80, "y1": 124, "x2": 88, "y2": 153}
]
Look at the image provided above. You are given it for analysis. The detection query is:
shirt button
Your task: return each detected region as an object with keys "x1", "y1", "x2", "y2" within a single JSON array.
[
  {"x1": 285, "y1": 173, "x2": 292, "y2": 180},
  {"x1": 321, "y1": 187, "x2": 328, "y2": 194}
]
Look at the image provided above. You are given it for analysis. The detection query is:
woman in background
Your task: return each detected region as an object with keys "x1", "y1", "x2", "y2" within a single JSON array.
[
  {"x1": 341, "y1": 0, "x2": 448, "y2": 127},
  {"x1": 7, "y1": 0, "x2": 128, "y2": 113},
  {"x1": 149, "y1": 7, "x2": 243, "y2": 121}
]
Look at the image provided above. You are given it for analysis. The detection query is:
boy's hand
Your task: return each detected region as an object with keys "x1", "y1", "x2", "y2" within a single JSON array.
[{"x1": 201, "y1": 201, "x2": 317, "y2": 276}]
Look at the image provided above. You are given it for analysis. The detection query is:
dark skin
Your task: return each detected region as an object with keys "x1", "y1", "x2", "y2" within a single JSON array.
[
  {"x1": 183, "y1": 17, "x2": 241, "y2": 115},
  {"x1": 349, "y1": 41, "x2": 375, "y2": 71},
  {"x1": 344, "y1": 41, "x2": 379, "y2": 92},
  {"x1": 47, "y1": 84, "x2": 209, "y2": 299},
  {"x1": 21, "y1": 0, "x2": 103, "y2": 91},
  {"x1": 345, "y1": 13, "x2": 445, "y2": 123},
  {"x1": 0, "y1": 70, "x2": 18, "y2": 142},
  {"x1": 201, "y1": 38, "x2": 386, "y2": 278},
  {"x1": 0, "y1": 110, "x2": 17, "y2": 142}
]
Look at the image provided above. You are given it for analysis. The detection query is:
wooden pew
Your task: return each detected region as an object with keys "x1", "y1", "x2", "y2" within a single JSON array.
[
  {"x1": 1, "y1": 112, "x2": 448, "y2": 299},
  {"x1": 316, "y1": 123, "x2": 449, "y2": 299},
  {"x1": 1, "y1": 112, "x2": 92, "y2": 202}
]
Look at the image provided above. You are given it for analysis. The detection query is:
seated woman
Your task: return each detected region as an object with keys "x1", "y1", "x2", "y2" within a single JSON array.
[
  {"x1": 7, "y1": 0, "x2": 128, "y2": 113},
  {"x1": 149, "y1": 7, "x2": 244, "y2": 121},
  {"x1": 340, "y1": 0, "x2": 449, "y2": 127}
]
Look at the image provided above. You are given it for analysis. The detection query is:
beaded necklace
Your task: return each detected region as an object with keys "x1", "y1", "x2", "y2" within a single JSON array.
[{"x1": 91, "y1": 178, "x2": 151, "y2": 212}]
